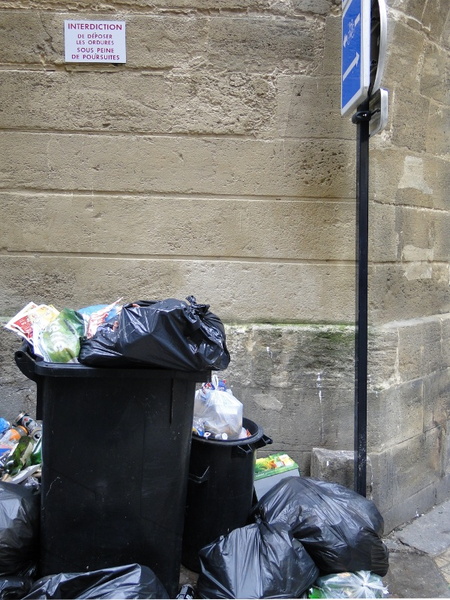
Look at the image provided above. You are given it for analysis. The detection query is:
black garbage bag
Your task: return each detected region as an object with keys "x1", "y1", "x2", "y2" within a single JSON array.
[
  {"x1": 22, "y1": 563, "x2": 169, "y2": 599},
  {"x1": 0, "y1": 482, "x2": 40, "y2": 577},
  {"x1": 253, "y1": 476, "x2": 389, "y2": 577},
  {"x1": 79, "y1": 296, "x2": 230, "y2": 371},
  {"x1": 0, "y1": 576, "x2": 34, "y2": 599},
  {"x1": 196, "y1": 521, "x2": 319, "y2": 599}
]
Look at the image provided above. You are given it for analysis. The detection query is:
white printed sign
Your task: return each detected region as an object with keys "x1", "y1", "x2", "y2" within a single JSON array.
[{"x1": 64, "y1": 20, "x2": 126, "y2": 63}]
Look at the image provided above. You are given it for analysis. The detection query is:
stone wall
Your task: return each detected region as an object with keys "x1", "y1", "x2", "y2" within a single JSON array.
[
  {"x1": 367, "y1": 1, "x2": 450, "y2": 530},
  {"x1": 0, "y1": 0, "x2": 448, "y2": 532}
]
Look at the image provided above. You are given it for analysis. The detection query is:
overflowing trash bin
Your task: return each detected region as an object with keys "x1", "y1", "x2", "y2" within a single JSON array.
[
  {"x1": 182, "y1": 417, "x2": 272, "y2": 573},
  {"x1": 15, "y1": 349, "x2": 207, "y2": 598},
  {"x1": 7, "y1": 296, "x2": 231, "y2": 598},
  {"x1": 182, "y1": 377, "x2": 272, "y2": 572}
]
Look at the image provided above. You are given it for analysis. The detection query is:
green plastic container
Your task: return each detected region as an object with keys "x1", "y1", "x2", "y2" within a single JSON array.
[{"x1": 254, "y1": 452, "x2": 300, "y2": 500}]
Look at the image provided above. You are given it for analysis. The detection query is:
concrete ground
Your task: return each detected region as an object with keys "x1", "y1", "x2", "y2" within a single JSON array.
[
  {"x1": 179, "y1": 498, "x2": 450, "y2": 598},
  {"x1": 383, "y1": 498, "x2": 450, "y2": 598}
]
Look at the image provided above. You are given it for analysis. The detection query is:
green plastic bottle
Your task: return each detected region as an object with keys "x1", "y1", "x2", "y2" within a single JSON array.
[
  {"x1": 29, "y1": 437, "x2": 42, "y2": 466},
  {"x1": 308, "y1": 587, "x2": 325, "y2": 599},
  {"x1": 6, "y1": 436, "x2": 34, "y2": 476}
]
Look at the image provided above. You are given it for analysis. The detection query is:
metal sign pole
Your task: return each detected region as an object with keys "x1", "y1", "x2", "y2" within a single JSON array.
[
  {"x1": 341, "y1": 0, "x2": 387, "y2": 496},
  {"x1": 352, "y1": 100, "x2": 371, "y2": 496}
]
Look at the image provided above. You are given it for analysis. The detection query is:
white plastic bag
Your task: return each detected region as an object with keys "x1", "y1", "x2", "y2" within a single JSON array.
[
  {"x1": 311, "y1": 571, "x2": 388, "y2": 598},
  {"x1": 193, "y1": 375, "x2": 243, "y2": 439}
]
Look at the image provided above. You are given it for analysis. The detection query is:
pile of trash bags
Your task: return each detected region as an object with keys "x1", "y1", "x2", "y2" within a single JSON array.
[
  {"x1": 5, "y1": 296, "x2": 230, "y2": 372},
  {"x1": 4, "y1": 296, "x2": 389, "y2": 599},
  {"x1": 196, "y1": 476, "x2": 390, "y2": 599},
  {"x1": 0, "y1": 468, "x2": 389, "y2": 599}
]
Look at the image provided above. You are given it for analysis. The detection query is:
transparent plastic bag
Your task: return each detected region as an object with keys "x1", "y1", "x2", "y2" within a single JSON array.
[
  {"x1": 309, "y1": 571, "x2": 388, "y2": 598},
  {"x1": 35, "y1": 309, "x2": 85, "y2": 363},
  {"x1": 193, "y1": 375, "x2": 243, "y2": 439}
]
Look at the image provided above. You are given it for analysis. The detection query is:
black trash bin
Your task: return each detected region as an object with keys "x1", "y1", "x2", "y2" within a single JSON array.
[
  {"x1": 181, "y1": 417, "x2": 272, "y2": 573},
  {"x1": 15, "y1": 349, "x2": 208, "y2": 599}
]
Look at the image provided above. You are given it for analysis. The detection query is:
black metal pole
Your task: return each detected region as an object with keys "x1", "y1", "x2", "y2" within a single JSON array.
[{"x1": 352, "y1": 99, "x2": 371, "y2": 497}]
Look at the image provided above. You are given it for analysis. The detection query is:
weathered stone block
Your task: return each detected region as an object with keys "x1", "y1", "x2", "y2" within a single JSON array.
[
  {"x1": 423, "y1": 156, "x2": 450, "y2": 211},
  {"x1": 311, "y1": 448, "x2": 367, "y2": 492},
  {"x1": 379, "y1": 483, "x2": 440, "y2": 534},
  {"x1": 373, "y1": 150, "x2": 449, "y2": 213},
  {"x1": 369, "y1": 203, "x2": 398, "y2": 263},
  {"x1": 402, "y1": 205, "x2": 450, "y2": 264},
  {"x1": 395, "y1": 206, "x2": 441, "y2": 264},
  {"x1": 391, "y1": 91, "x2": 430, "y2": 154},
  {"x1": 0, "y1": 192, "x2": 356, "y2": 262},
  {"x1": 371, "y1": 427, "x2": 445, "y2": 515},
  {"x1": 433, "y1": 206, "x2": 450, "y2": 262},
  {"x1": 0, "y1": 132, "x2": 354, "y2": 199},
  {"x1": 230, "y1": 383, "x2": 355, "y2": 476},
  {"x1": 322, "y1": 14, "x2": 341, "y2": 78},
  {"x1": 292, "y1": 0, "x2": 337, "y2": 16},
  {"x1": 371, "y1": 317, "x2": 450, "y2": 388},
  {"x1": 370, "y1": 264, "x2": 450, "y2": 324},
  {"x1": 397, "y1": 318, "x2": 443, "y2": 382},
  {"x1": 0, "y1": 257, "x2": 356, "y2": 323},
  {"x1": 207, "y1": 16, "x2": 324, "y2": 74},
  {"x1": 0, "y1": 70, "x2": 279, "y2": 136},
  {"x1": 273, "y1": 75, "x2": 354, "y2": 140},
  {"x1": 0, "y1": 9, "x2": 328, "y2": 74},
  {"x1": 372, "y1": 150, "x2": 434, "y2": 209},
  {"x1": 368, "y1": 317, "x2": 450, "y2": 464},
  {"x1": 367, "y1": 381, "x2": 424, "y2": 451},
  {"x1": 383, "y1": 20, "x2": 424, "y2": 93},
  {"x1": 435, "y1": 472, "x2": 450, "y2": 509},
  {"x1": 0, "y1": 0, "x2": 340, "y2": 14},
  {"x1": 126, "y1": 15, "x2": 209, "y2": 69},
  {"x1": 420, "y1": 44, "x2": 449, "y2": 104},
  {"x1": 369, "y1": 198, "x2": 450, "y2": 262},
  {"x1": 422, "y1": 368, "x2": 450, "y2": 433},
  {"x1": 0, "y1": 11, "x2": 209, "y2": 68},
  {"x1": 442, "y1": 315, "x2": 450, "y2": 367},
  {"x1": 395, "y1": 0, "x2": 426, "y2": 23},
  {"x1": 422, "y1": 1, "x2": 449, "y2": 43},
  {"x1": 219, "y1": 324, "x2": 356, "y2": 474},
  {"x1": 426, "y1": 104, "x2": 450, "y2": 158},
  {"x1": 368, "y1": 326, "x2": 399, "y2": 387},
  {"x1": 0, "y1": 328, "x2": 37, "y2": 421},
  {"x1": 0, "y1": 11, "x2": 63, "y2": 65}
]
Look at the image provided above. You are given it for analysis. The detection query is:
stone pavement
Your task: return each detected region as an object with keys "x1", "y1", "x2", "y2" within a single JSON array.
[
  {"x1": 383, "y1": 497, "x2": 450, "y2": 598},
  {"x1": 180, "y1": 498, "x2": 450, "y2": 598}
]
